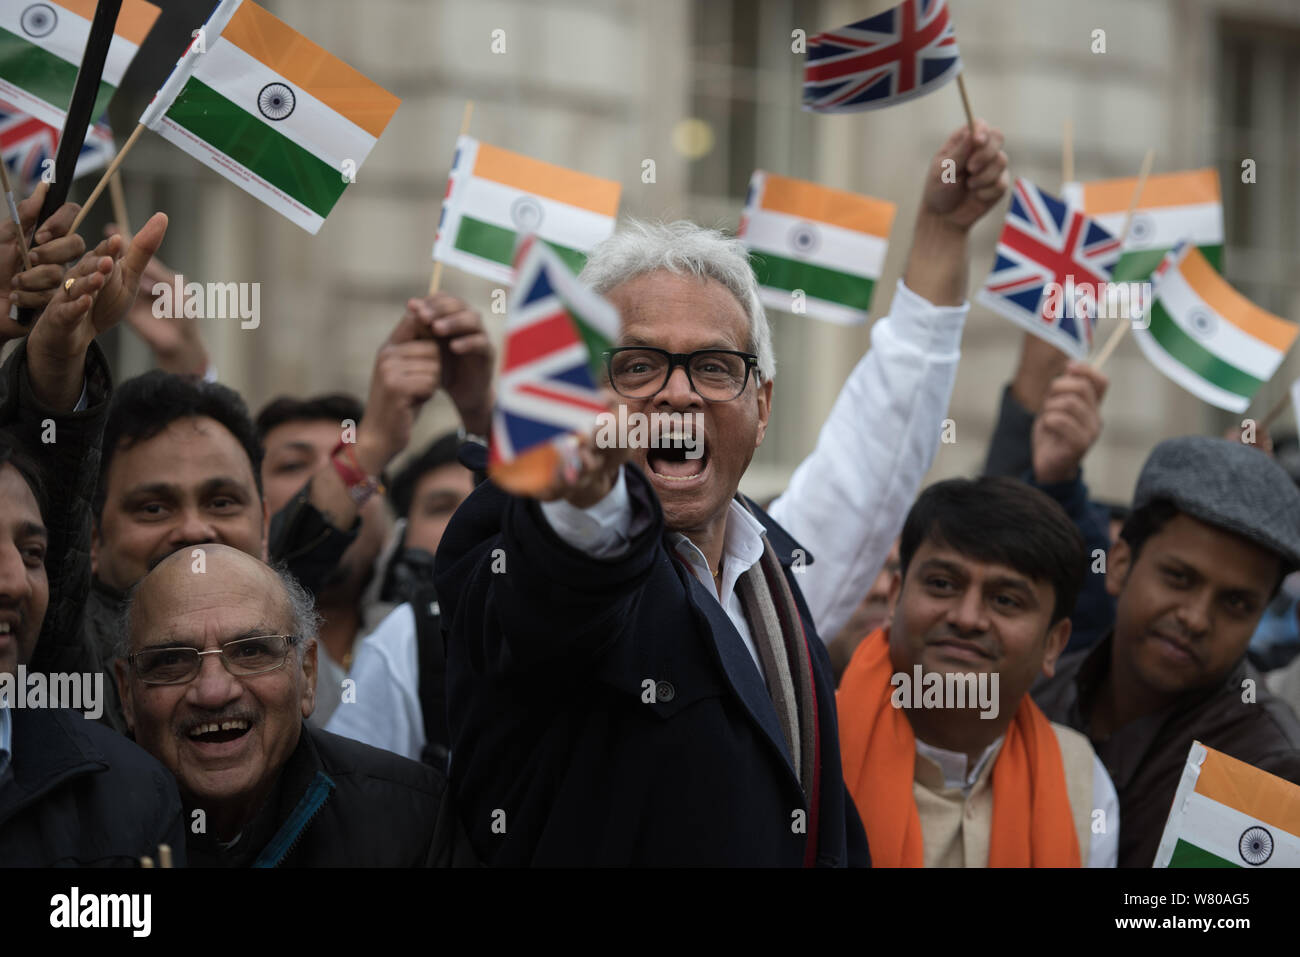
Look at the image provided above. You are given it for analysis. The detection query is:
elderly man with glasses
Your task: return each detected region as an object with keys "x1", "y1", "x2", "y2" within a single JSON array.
[
  {"x1": 115, "y1": 544, "x2": 444, "y2": 866},
  {"x1": 436, "y1": 120, "x2": 1009, "y2": 866}
]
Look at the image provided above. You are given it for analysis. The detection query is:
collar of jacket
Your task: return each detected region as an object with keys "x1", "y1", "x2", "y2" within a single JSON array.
[
  {"x1": 251, "y1": 724, "x2": 336, "y2": 867},
  {"x1": 735, "y1": 495, "x2": 815, "y2": 570},
  {"x1": 0, "y1": 708, "x2": 108, "y2": 827}
]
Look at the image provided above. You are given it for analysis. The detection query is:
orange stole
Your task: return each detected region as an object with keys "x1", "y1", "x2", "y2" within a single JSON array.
[{"x1": 836, "y1": 629, "x2": 1081, "y2": 867}]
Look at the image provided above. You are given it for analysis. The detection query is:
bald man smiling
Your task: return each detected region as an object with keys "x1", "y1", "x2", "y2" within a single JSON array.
[{"x1": 116, "y1": 545, "x2": 444, "y2": 866}]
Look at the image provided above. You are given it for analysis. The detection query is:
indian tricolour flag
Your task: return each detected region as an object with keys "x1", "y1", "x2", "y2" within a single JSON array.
[
  {"x1": 0, "y1": 0, "x2": 160, "y2": 129},
  {"x1": 1063, "y1": 168, "x2": 1223, "y2": 283},
  {"x1": 1135, "y1": 242, "x2": 1297, "y2": 413},
  {"x1": 1155, "y1": 741, "x2": 1300, "y2": 868},
  {"x1": 434, "y1": 135, "x2": 621, "y2": 285},
  {"x1": 140, "y1": 0, "x2": 400, "y2": 234},
  {"x1": 739, "y1": 170, "x2": 895, "y2": 325}
]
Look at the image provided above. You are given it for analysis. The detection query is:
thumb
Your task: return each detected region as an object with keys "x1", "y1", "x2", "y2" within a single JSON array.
[{"x1": 121, "y1": 212, "x2": 168, "y2": 282}]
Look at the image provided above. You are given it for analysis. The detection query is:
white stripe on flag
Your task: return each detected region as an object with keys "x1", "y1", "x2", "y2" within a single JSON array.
[
  {"x1": 1132, "y1": 322, "x2": 1251, "y2": 413},
  {"x1": 1174, "y1": 791, "x2": 1300, "y2": 867},
  {"x1": 457, "y1": 175, "x2": 616, "y2": 251},
  {"x1": 742, "y1": 206, "x2": 887, "y2": 279},
  {"x1": 756, "y1": 287, "x2": 868, "y2": 326},
  {"x1": 1157, "y1": 262, "x2": 1281, "y2": 381},
  {"x1": 141, "y1": 0, "x2": 242, "y2": 130},
  {"x1": 1091, "y1": 203, "x2": 1223, "y2": 251},
  {"x1": 189, "y1": 39, "x2": 377, "y2": 172}
]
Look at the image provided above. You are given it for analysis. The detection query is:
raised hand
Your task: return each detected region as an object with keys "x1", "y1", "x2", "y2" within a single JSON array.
[
  {"x1": 920, "y1": 119, "x2": 1010, "y2": 232},
  {"x1": 0, "y1": 184, "x2": 85, "y2": 341},
  {"x1": 1032, "y1": 361, "x2": 1109, "y2": 485}
]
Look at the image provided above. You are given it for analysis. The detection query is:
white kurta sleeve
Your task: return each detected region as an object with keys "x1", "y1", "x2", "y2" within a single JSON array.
[{"x1": 767, "y1": 280, "x2": 966, "y2": 642}]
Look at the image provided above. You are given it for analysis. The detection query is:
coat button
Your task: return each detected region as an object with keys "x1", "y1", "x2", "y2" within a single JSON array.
[{"x1": 655, "y1": 681, "x2": 675, "y2": 702}]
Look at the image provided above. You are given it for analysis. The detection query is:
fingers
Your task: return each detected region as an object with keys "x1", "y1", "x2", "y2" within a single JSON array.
[
  {"x1": 446, "y1": 331, "x2": 491, "y2": 356},
  {"x1": 430, "y1": 307, "x2": 483, "y2": 339},
  {"x1": 16, "y1": 181, "x2": 49, "y2": 232},
  {"x1": 27, "y1": 231, "x2": 86, "y2": 268},
  {"x1": 33, "y1": 201, "x2": 82, "y2": 246},
  {"x1": 121, "y1": 212, "x2": 168, "y2": 279},
  {"x1": 10, "y1": 263, "x2": 74, "y2": 309}
]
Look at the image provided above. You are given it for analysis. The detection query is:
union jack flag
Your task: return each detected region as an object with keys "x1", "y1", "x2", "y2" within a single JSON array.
[
  {"x1": 976, "y1": 178, "x2": 1122, "y2": 359},
  {"x1": 803, "y1": 0, "x2": 963, "y2": 113},
  {"x1": 0, "y1": 99, "x2": 116, "y2": 195},
  {"x1": 489, "y1": 235, "x2": 620, "y2": 474}
]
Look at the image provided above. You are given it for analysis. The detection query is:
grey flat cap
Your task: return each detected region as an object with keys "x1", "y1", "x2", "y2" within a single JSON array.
[{"x1": 1133, "y1": 436, "x2": 1300, "y2": 569}]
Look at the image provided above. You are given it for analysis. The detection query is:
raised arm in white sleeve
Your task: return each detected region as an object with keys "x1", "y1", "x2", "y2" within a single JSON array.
[{"x1": 767, "y1": 279, "x2": 966, "y2": 642}]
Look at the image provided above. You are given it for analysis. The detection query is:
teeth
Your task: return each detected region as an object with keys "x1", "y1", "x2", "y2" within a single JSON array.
[{"x1": 189, "y1": 719, "x2": 248, "y2": 738}]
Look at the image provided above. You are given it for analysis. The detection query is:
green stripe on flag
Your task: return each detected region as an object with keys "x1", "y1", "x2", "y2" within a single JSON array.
[
  {"x1": 1168, "y1": 839, "x2": 1239, "y2": 868},
  {"x1": 1146, "y1": 300, "x2": 1262, "y2": 400},
  {"x1": 453, "y1": 216, "x2": 587, "y2": 274},
  {"x1": 748, "y1": 251, "x2": 875, "y2": 312},
  {"x1": 1113, "y1": 244, "x2": 1224, "y2": 283},
  {"x1": 163, "y1": 77, "x2": 347, "y2": 219},
  {"x1": 0, "y1": 29, "x2": 114, "y2": 118}
]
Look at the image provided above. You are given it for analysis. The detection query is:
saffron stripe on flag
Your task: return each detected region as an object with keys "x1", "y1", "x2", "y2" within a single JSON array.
[
  {"x1": 161, "y1": 77, "x2": 346, "y2": 219},
  {"x1": 758, "y1": 173, "x2": 895, "y2": 236},
  {"x1": 220, "y1": 0, "x2": 400, "y2": 137},
  {"x1": 473, "y1": 141, "x2": 620, "y2": 216},
  {"x1": 453, "y1": 215, "x2": 587, "y2": 275},
  {"x1": 1178, "y1": 250, "x2": 1296, "y2": 351},
  {"x1": 750, "y1": 251, "x2": 876, "y2": 311},
  {"x1": 743, "y1": 206, "x2": 888, "y2": 278},
  {"x1": 1080, "y1": 169, "x2": 1221, "y2": 214}
]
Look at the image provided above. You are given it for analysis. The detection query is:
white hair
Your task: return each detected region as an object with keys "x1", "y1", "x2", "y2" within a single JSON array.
[{"x1": 579, "y1": 219, "x2": 776, "y2": 382}]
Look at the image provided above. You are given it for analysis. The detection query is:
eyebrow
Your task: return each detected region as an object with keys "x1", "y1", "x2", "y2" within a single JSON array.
[
  {"x1": 138, "y1": 627, "x2": 282, "y2": 651},
  {"x1": 618, "y1": 334, "x2": 741, "y2": 351},
  {"x1": 270, "y1": 441, "x2": 319, "y2": 457}
]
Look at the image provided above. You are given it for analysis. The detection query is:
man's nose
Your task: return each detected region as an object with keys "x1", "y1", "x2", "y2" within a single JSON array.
[
  {"x1": 655, "y1": 364, "x2": 704, "y2": 410},
  {"x1": 186, "y1": 652, "x2": 243, "y2": 710},
  {"x1": 1174, "y1": 588, "x2": 1213, "y2": 639},
  {"x1": 0, "y1": 542, "x2": 32, "y2": 604},
  {"x1": 167, "y1": 507, "x2": 219, "y2": 549},
  {"x1": 946, "y1": 586, "x2": 989, "y2": 634}
]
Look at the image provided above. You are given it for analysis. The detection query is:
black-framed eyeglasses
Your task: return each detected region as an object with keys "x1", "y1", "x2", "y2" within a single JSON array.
[
  {"x1": 602, "y1": 347, "x2": 759, "y2": 402},
  {"x1": 128, "y1": 635, "x2": 302, "y2": 686}
]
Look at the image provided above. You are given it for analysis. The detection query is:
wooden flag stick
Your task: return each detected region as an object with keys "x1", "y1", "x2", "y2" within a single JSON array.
[
  {"x1": 428, "y1": 100, "x2": 475, "y2": 296},
  {"x1": 70, "y1": 123, "x2": 146, "y2": 234},
  {"x1": 0, "y1": 162, "x2": 32, "y2": 272},
  {"x1": 109, "y1": 170, "x2": 131, "y2": 238},
  {"x1": 158, "y1": 843, "x2": 173, "y2": 868},
  {"x1": 1092, "y1": 147, "x2": 1156, "y2": 371},
  {"x1": 1062, "y1": 118, "x2": 1074, "y2": 188},
  {"x1": 956, "y1": 73, "x2": 976, "y2": 135},
  {"x1": 1258, "y1": 389, "x2": 1292, "y2": 431}
]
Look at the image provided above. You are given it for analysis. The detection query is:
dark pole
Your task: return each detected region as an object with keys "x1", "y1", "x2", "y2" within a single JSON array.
[{"x1": 17, "y1": 0, "x2": 123, "y2": 326}]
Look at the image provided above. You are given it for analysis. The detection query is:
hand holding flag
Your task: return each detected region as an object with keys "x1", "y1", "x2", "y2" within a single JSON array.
[
  {"x1": 919, "y1": 119, "x2": 1008, "y2": 231},
  {"x1": 0, "y1": 181, "x2": 83, "y2": 337}
]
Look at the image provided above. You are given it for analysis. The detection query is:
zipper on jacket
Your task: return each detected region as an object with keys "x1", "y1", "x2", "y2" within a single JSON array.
[{"x1": 252, "y1": 772, "x2": 335, "y2": 868}]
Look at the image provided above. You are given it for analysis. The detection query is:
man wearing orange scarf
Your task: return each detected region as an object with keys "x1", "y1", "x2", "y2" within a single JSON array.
[{"x1": 838, "y1": 477, "x2": 1118, "y2": 867}]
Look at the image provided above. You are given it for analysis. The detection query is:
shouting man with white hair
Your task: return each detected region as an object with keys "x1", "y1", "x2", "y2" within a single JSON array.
[{"x1": 435, "y1": 121, "x2": 1009, "y2": 866}]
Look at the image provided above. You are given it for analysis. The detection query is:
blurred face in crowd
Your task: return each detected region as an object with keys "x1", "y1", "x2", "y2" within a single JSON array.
[
  {"x1": 889, "y1": 538, "x2": 1071, "y2": 728},
  {"x1": 118, "y1": 545, "x2": 316, "y2": 840},
  {"x1": 1107, "y1": 513, "x2": 1279, "y2": 697},
  {"x1": 834, "y1": 541, "x2": 902, "y2": 646},
  {"x1": 604, "y1": 271, "x2": 771, "y2": 536},
  {"x1": 260, "y1": 417, "x2": 387, "y2": 588},
  {"x1": 403, "y1": 462, "x2": 476, "y2": 555},
  {"x1": 0, "y1": 464, "x2": 48, "y2": 676},
  {"x1": 94, "y1": 416, "x2": 268, "y2": 592}
]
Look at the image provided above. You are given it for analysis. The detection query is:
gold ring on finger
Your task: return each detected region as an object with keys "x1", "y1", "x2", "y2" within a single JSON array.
[{"x1": 64, "y1": 276, "x2": 75, "y2": 292}]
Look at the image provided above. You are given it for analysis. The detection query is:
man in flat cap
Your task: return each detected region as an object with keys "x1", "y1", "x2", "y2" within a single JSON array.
[{"x1": 1034, "y1": 435, "x2": 1300, "y2": 867}]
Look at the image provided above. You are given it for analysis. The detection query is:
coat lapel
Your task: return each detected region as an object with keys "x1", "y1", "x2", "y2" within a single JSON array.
[{"x1": 676, "y1": 561, "x2": 799, "y2": 782}]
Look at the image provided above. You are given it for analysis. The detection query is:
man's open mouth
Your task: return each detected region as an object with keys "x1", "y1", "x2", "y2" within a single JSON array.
[
  {"x1": 646, "y1": 440, "x2": 708, "y2": 481},
  {"x1": 186, "y1": 719, "x2": 252, "y2": 745}
]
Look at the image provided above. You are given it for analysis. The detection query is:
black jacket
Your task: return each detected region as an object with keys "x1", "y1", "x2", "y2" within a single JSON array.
[
  {"x1": 184, "y1": 724, "x2": 444, "y2": 867},
  {"x1": 435, "y1": 464, "x2": 870, "y2": 866},
  {"x1": 0, "y1": 339, "x2": 111, "y2": 680},
  {"x1": 0, "y1": 708, "x2": 186, "y2": 866}
]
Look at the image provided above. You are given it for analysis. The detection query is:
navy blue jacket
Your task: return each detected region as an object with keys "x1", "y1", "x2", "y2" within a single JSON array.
[{"x1": 435, "y1": 463, "x2": 869, "y2": 866}]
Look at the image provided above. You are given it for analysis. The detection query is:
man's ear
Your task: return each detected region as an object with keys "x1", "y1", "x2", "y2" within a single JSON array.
[
  {"x1": 886, "y1": 569, "x2": 903, "y2": 620},
  {"x1": 114, "y1": 658, "x2": 134, "y2": 734},
  {"x1": 300, "y1": 639, "x2": 317, "y2": 719},
  {"x1": 1040, "y1": 617, "x2": 1073, "y2": 679},
  {"x1": 1106, "y1": 538, "x2": 1132, "y2": 598},
  {"x1": 753, "y1": 378, "x2": 774, "y2": 448}
]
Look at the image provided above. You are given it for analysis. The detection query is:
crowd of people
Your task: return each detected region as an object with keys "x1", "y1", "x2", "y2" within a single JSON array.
[{"x1": 1, "y1": 119, "x2": 1298, "y2": 868}]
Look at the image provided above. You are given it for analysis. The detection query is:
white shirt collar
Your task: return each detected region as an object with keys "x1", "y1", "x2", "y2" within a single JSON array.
[
  {"x1": 668, "y1": 499, "x2": 767, "y2": 602},
  {"x1": 915, "y1": 735, "x2": 1004, "y2": 792}
]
